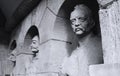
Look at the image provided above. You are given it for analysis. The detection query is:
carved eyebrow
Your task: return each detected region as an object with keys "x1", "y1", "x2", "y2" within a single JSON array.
[
  {"x1": 78, "y1": 17, "x2": 88, "y2": 20},
  {"x1": 32, "y1": 40, "x2": 37, "y2": 41},
  {"x1": 70, "y1": 18, "x2": 76, "y2": 22},
  {"x1": 71, "y1": 18, "x2": 76, "y2": 21},
  {"x1": 32, "y1": 40, "x2": 37, "y2": 43}
]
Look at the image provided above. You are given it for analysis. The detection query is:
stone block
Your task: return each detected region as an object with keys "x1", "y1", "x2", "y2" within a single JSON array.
[
  {"x1": 97, "y1": 0, "x2": 114, "y2": 8},
  {"x1": 47, "y1": 40, "x2": 72, "y2": 72},
  {"x1": 35, "y1": 72, "x2": 58, "y2": 76},
  {"x1": 36, "y1": 39, "x2": 72, "y2": 72},
  {"x1": 38, "y1": 8, "x2": 56, "y2": 43},
  {"x1": 47, "y1": 0, "x2": 65, "y2": 15},
  {"x1": 89, "y1": 64, "x2": 120, "y2": 76},
  {"x1": 31, "y1": 40, "x2": 51, "y2": 72},
  {"x1": 99, "y1": 1, "x2": 120, "y2": 64},
  {"x1": 31, "y1": 0, "x2": 47, "y2": 26},
  {"x1": 18, "y1": 14, "x2": 32, "y2": 43},
  {"x1": 53, "y1": 17, "x2": 75, "y2": 42}
]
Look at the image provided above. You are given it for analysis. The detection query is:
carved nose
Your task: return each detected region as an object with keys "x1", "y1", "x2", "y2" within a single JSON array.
[{"x1": 75, "y1": 24, "x2": 80, "y2": 27}]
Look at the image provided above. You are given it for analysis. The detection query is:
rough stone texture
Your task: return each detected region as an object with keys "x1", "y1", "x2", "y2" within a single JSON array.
[
  {"x1": 31, "y1": 0, "x2": 47, "y2": 26},
  {"x1": 11, "y1": 0, "x2": 47, "y2": 45},
  {"x1": 25, "y1": 39, "x2": 72, "y2": 74},
  {"x1": 0, "y1": 60, "x2": 14, "y2": 76},
  {"x1": 61, "y1": 34, "x2": 103, "y2": 76},
  {"x1": 89, "y1": 64, "x2": 120, "y2": 76},
  {"x1": 47, "y1": 0, "x2": 65, "y2": 15},
  {"x1": 0, "y1": 33, "x2": 11, "y2": 75},
  {"x1": 53, "y1": 17, "x2": 75, "y2": 41},
  {"x1": 12, "y1": 54, "x2": 32, "y2": 75},
  {"x1": 0, "y1": 45, "x2": 8, "y2": 60},
  {"x1": 7, "y1": 0, "x2": 120, "y2": 76},
  {"x1": 99, "y1": 0, "x2": 120, "y2": 64},
  {"x1": 30, "y1": 41, "x2": 51, "y2": 73},
  {"x1": 97, "y1": 0, "x2": 114, "y2": 8},
  {"x1": 38, "y1": 8, "x2": 56, "y2": 43},
  {"x1": 47, "y1": 40, "x2": 72, "y2": 72}
]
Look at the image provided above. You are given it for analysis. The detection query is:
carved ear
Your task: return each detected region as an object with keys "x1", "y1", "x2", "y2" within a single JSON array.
[
  {"x1": 87, "y1": 18, "x2": 95, "y2": 31},
  {"x1": 90, "y1": 18, "x2": 95, "y2": 27}
]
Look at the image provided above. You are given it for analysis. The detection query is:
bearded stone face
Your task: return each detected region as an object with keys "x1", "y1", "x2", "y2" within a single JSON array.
[
  {"x1": 30, "y1": 36, "x2": 39, "y2": 53},
  {"x1": 70, "y1": 5, "x2": 94, "y2": 36}
]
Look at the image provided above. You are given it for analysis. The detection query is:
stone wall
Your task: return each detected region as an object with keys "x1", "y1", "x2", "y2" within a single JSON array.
[
  {"x1": 9, "y1": 0, "x2": 68, "y2": 76},
  {"x1": 90, "y1": 0, "x2": 120, "y2": 76},
  {"x1": 7, "y1": 0, "x2": 104, "y2": 76},
  {"x1": 99, "y1": 0, "x2": 120, "y2": 64},
  {"x1": 6, "y1": 0, "x2": 120, "y2": 76},
  {"x1": 0, "y1": 30, "x2": 13, "y2": 76}
]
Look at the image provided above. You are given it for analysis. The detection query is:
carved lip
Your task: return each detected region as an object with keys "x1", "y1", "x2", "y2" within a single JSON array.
[{"x1": 75, "y1": 28, "x2": 84, "y2": 32}]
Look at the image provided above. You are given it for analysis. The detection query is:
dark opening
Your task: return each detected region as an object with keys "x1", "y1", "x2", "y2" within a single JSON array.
[
  {"x1": 10, "y1": 40, "x2": 16, "y2": 50},
  {"x1": 24, "y1": 26, "x2": 39, "y2": 53},
  {"x1": 25, "y1": 26, "x2": 39, "y2": 40}
]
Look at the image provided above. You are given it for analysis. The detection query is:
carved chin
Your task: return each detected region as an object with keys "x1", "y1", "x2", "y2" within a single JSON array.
[
  {"x1": 75, "y1": 30, "x2": 84, "y2": 35},
  {"x1": 32, "y1": 49, "x2": 39, "y2": 53},
  {"x1": 32, "y1": 49, "x2": 38, "y2": 52}
]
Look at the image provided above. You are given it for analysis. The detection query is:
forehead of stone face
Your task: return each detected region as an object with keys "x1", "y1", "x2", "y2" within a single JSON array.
[
  {"x1": 70, "y1": 4, "x2": 91, "y2": 19},
  {"x1": 32, "y1": 36, "x2": 39, "y2": 41}
]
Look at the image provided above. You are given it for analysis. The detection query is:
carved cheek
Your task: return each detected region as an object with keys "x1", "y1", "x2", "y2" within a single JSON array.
[
  {"x1": 81, "y1": 21, "x2": 88, "y2": 28},
  {"x1": 71, "y1": 25, "x2": 76, "y2": 31}
]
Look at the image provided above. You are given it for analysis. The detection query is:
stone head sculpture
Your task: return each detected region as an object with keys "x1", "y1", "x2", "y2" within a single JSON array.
[
  {"x1": 70, "y1": 4, "x2": 95, "y2": 36},
  {"x1": 30, "y1": 35, "x2": 39, "y2": 54}
]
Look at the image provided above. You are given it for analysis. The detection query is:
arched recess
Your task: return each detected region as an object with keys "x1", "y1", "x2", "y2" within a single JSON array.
[
  {"x1": 9, "y1": 40, "x2": 17, "y2": 67},
  {"x1": 53, "y1": 0, "x2": 103, "y2": 63},
  {"x1": 7, "y1": 26, "x2": 40, "y2": 76},
  {"x1": 23, "y1": 25, "x2": 39, "y2": 53},
  {"x1": 9, "y1": 40, "x2": 17, "y2": 53}
]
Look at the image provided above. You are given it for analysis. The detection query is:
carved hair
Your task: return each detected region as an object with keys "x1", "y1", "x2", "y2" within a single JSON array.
[
  {"x1": 71, "y1": 4, "x2": 95, "y2": 26},
  {"x1": 73, "y1": 4, "x2": 92, "y2": 18}
]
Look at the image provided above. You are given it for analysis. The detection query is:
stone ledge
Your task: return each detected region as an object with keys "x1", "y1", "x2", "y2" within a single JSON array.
[{"x1": 89, "y1": 63, "x2": 120, "y2": 76}]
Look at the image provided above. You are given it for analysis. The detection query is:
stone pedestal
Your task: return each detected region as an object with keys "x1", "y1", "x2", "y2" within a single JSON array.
[{"x1": 89, "y1": 64, "x2": 120, "y2": 76}]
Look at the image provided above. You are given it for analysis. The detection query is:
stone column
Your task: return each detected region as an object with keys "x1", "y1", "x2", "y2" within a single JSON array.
[
  {"x1": 98, "y1": 0, "x2": 120, "y2": 64},
  {"x1": 89, "y1": 0, "x2": 120, "y2": 76}
]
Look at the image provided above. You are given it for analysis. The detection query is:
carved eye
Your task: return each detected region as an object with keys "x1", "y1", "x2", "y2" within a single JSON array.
[
  {"x1": 32, "y1": 41, "x2": 37, "y2": 44},
  {"x1": 71, "y1": 19, "x2": 76, "y2": 24},
  {"x1": 78, "y1": 17, "x2": 87, "y2": 22}
]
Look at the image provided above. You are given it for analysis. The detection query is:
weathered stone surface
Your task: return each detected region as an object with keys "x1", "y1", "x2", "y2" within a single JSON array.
[
  {"x1": 28, "y1": 72, "x2": 58, "y2": 76},
  {"x1": 31, "y1": 0, "x2": 47, "y2": 26},
  {"x1": 47, "y1": 40, "x2": 72, "y2": 72},
  {"x1": 89, "y1": 64, "x2": 120, "y2": 76},
  {"x1": 97, "y1": 0, "x2": 114, "y2": 8},
  {"x1": 17, "y1": 14, "x2": 33, "y2": 44},
  {"x1": 31, "y1": 39, "x2": 71, "y2": 73},
  {"x1": 38, "y1": 8, "x2": 56, "y2": 43},
  {"x1": 0, "y1": 43, "x2": 11, "y2": 75},
  {"x1": 7, "y1": 0, "x2": 120, "y2": 76},
  {"x1": 60, "y1": 34, "x2": 103, "y2": 76},
  {"x1": 0, "y1": 60, "x2": 14, "y2": 75},
  {"x1": 99, "y1": 1, "x2": 120, "y2": 64},
  {"x1": 47, "y1": 0, "x2": 65, "y2": 15},
  {"x1": 53, "y1": 17, "x2": 75, "y2": 41},
  {"x1": 27, "y1": 40, "x2": 51, "y2": 73},
  {"x1": 12, "y1": 54, "x2": 32, "y2": 75},
  {"x1": 11, "y1": 1, "x2": 46, "y2": 45}
]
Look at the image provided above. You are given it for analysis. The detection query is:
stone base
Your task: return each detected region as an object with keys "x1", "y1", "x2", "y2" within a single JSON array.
[{"x1": 89, "y1": 64, "x2": 120, "y2": 76}]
